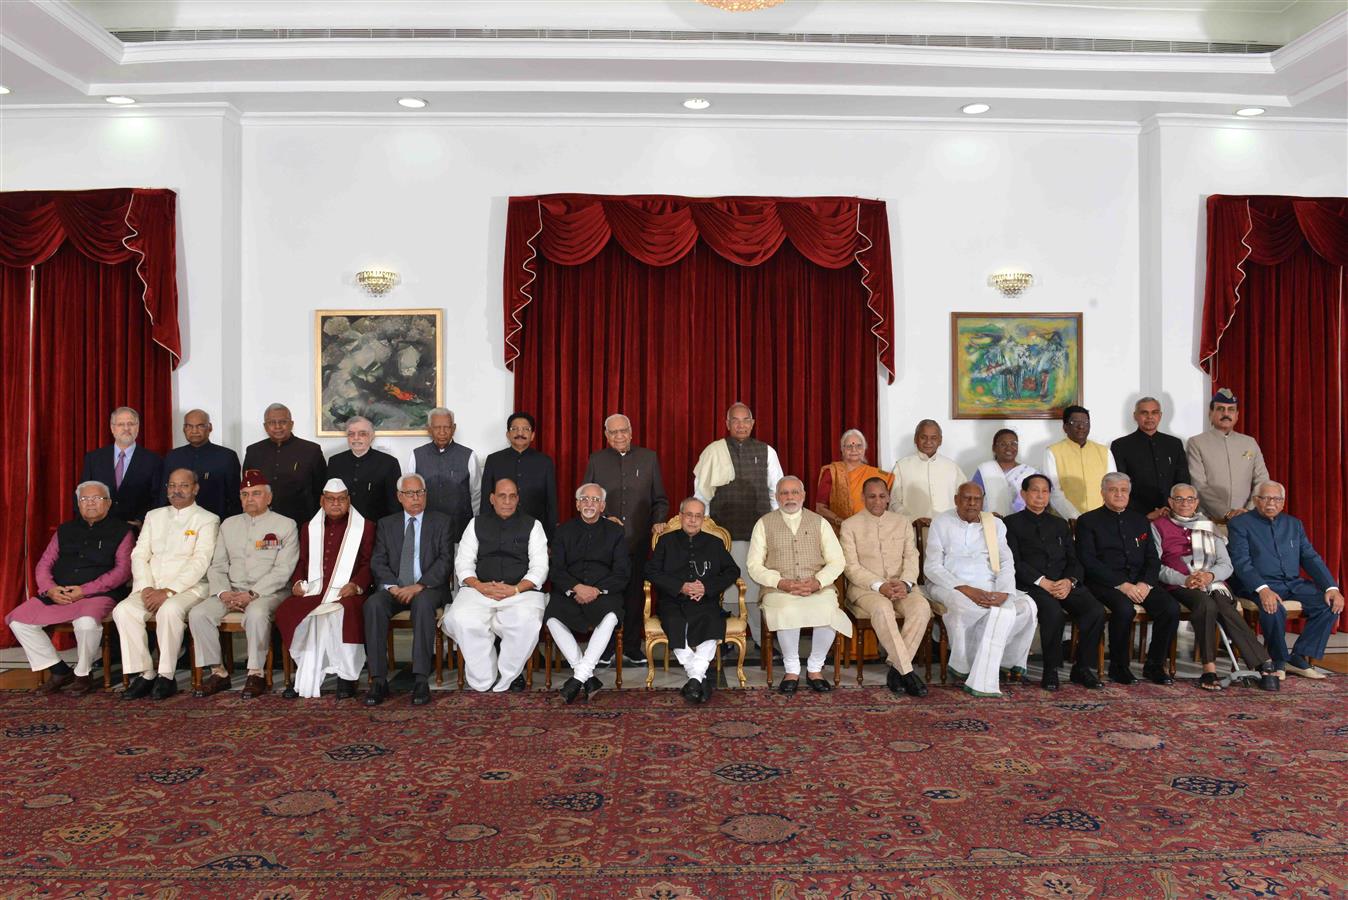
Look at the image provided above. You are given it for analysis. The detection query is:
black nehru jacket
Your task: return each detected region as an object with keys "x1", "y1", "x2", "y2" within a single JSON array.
[
  {"x1": 1111, "y1": 430, "x2": 1190, "y2": 515},
  {"x1": 326, "y1": 448, "x2": 401, "y2": 522},
  {"x1": 545, "y1": 517, "x2": 630, "y2": 631},
  {"x1": 162, "y1": 441, "x2": 241, "y2": 520},
  {"x1": 1004, "y1": 508, "x2": 1083, "y2": 590},
  {"x1": 645, "y1": 529, "x2": 741, "y2": 649},
  {"x1": 479, "y1": 447, "x2": 558, "y2": 539},
  {"x1": 51, "y1": 516, "x2": 133, "y2": 601},
  {"x1": 242, "y1": 434, "x2": 327, "y2": 526},
  {"x1": 472, "y1": 510, "x2": 537, "y2": 584},
  {"x1": 1075, "y1": 506, "x2": 1161, "y2": 586}
]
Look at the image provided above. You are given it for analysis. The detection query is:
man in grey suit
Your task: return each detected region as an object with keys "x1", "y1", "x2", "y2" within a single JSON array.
[{"x1": 363, "y1": 473, "x2": 453, "y2": 707}]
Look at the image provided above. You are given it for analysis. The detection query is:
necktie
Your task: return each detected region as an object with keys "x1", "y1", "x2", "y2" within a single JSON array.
[
  {"x1": 114, "y1": 451, "x2": 126, "y2": 489},
  {"x1": 398, "y1": 518, "x2": 417, "y2": 586}
]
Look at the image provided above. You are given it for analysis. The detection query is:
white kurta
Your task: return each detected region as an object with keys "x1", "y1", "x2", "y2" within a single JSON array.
[
  {"x1": 747, "y1": 510, "x2": 853, "y2": 638},
  {"x1": 443, "y1": 517, "x2": 550, "y2": 691},
  {"x1": 923, "y1": 511, "x2": 1036, "y2": 696},
  {"x1": 888, "y1": 453, "x2": 967, "y2": 520}
]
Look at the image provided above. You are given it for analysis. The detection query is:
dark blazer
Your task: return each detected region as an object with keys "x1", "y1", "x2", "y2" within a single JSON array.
[
  {"x1": 1111, "y1": 429, "x2": 1190, "y2": 515},
  {"x1": 1004, "y1": 508, "x2": 1083, "y2": 591},
  {"x1": 371, "y1": 509, "x2": 454, "y2": 590},
  {"x1": 80, "y1": 444, "x2": 163, "y2": 525},
  {"x1": 1227, "y1": 511, "x2": 1338, "y2": 595},
  {"x1": 1075, "y1": 506, "x2": 1161, "y2": 587}
]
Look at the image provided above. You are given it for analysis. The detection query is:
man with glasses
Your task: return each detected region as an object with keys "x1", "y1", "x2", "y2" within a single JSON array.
[
  {"x1": 363, "y1": 474, "x2": 453, "y2": 706},
  {"x1": 544, "y1": 484, "x2": 629, "y2": 703},
  {"x1": 7, "y1": 481, "x2": 133, "y2": 694},
  {"x1": 1228, "y1": 481, "x2": 1342, "y2": 679},
  {"x1": 327, "y1": 416, "x2": 402, "y2": 523},
  {"x1": 407, "y1": 407, "x2": 481, "y2": 553},
  {"x1": 242, "y1": 403, "x2": 327, "y2": 527},
  {"x1": 480, "y1": 412, "x2": 558, "y2": 539},
  {"x1": 583, "y1": 413, "x2": 668, "y2": 665},
  {"x1": 80, "y1": 406, "x2": 162, "y2": 529},
  {"x1": 1043, "y1": 406, "x2": 1116, "y2": 520},
  {"x1": 1151, "y1": 483, "x2": 1278, "y2": 691}
]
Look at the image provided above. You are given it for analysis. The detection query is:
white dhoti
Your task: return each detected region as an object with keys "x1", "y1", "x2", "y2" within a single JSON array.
[
  {"x1": 929, "y1": 585, "x2": 1037, "y2": 696},
  {"x1": 444, "y1": 587, "x2": 546, "y2": 692},
  {"x1": 290, "y1": 604, "x2": 366, "y2": 698}
]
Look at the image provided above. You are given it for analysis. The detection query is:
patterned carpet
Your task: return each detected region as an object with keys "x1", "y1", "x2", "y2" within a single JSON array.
[{"x1": 2, "y1": 678, "x2": 1346, "y2": 898}]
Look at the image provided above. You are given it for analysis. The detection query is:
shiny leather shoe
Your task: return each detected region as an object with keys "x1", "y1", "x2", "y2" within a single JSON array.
[
  {"x1": 680, "y1": 679, "x2": 701, "y2": 704},
  {"x1": 885, "y1": 667, "x2": 903, "y2": 694},
  {"x1": 36, "y1": 671, "x2": 74, "y2": 694},
  {"x1": 1142, "y1": 664, "x2": 1175, "y2": 686},
  {"x1": 240, "y1": 675, "x2": 267, "y2": 699},
  {"x1": 508, "y1": 674, "x2": 528, "y2": 693},
  {"x1": 1109, "y1": 667, "x2": 1137, "y2": 686},
  {"x1": 364, "y1": 679, "x2": 388, "y2": 707},
  {"x1": 150, "y1": 676, "x2": 178, "y2": 700},
  {"x1": 1258, "y1": 661, "x2": 1281, "y2": 693},
  {"x1": 335, "y1": 678, "x2": 358, "y2": 700},
  {"x1": 901, "y1": 671, "x2": 928, "y2": 697},
  {"x1": 561, "y1": 677, "x2": 585, "y2": 704},
  {"x1": 66, "y1": 675, "x2": 97, "y2": 696},
  {"x1": 1040, "y1": 670, "x2": 1060, "y2": 692},
  {"x1": 777, "y1": 677, "x2": 799, "y2": 695},
  {"x1": 282, "y1": 683, "x2": 299, "y2": 699},
  {"x1": 806, "y1": 676, "x2": 832, "y2": 693},
  {"x1": 195, "y1": 673, "x2": 231, "y2": 698},
  {"x1": 582, "y1": 676, "x2": 603, "y2": 700},
  {"x1": 411, "y1": 680, "x2": 432, "y2": 706},
  {"x1": 1069, "y1": 666, "x2": 1102, "y2": 690},
  {"x1": 122, "y1": 675, "x2": 156, "y2": 700}
]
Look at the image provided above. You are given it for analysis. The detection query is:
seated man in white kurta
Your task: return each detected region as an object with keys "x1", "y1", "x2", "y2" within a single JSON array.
[
  {"x1": 923, "y1": 481, "x2": 1037, "y2": 697},
  {"x1": 276, "y1": 478, "x2": 376, "y2": 700},
  {"x1": 747, "y1": 476, "x2": 853, "y2": 695},
  {"x1": 444, "y1": 478, "x2": 549, "y2": 693}
]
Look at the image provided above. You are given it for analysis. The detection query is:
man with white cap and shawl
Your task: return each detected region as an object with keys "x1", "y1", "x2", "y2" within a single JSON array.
[
  {"x1": 276, "y1": 477, "x2": 375, "y2": 699},
  {"x1": 747, "y1": 476, "x2": 853, "y2": 695},
  {"x1": 924, "y1": 481, "x2": 1038, "y2": 697}
]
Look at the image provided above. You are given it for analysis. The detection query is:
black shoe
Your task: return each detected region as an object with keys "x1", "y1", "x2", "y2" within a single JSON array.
[
  {"x1": 509, "y1": 674, "x2": 528, "y2": 693},
  {"x1": 411, "y1": 680, "x2": 431, "y2": 706},
  {"x1": 681, "y1": 678, "x2": 701, "y2": 703},
  {"x1": 1109, "y1": 666, "x2": 1137, "y2": 686},
  {"x1": 582, "y1": 676, "x2": 603, "y2": 700},
  {"x1": 36, "y1": 671, "x2": 74, "y2": 694},
  {"x1": 282, "y1": 684, "x2": 299, "y2": 699},
  {"x1": 595, "y1": 654, "x2": 615, "y2": 669},
  {"x1": 1142, "y1": 663, "x2": 1174, "y2": 686},
  {"x1": 699, "y1": 676, "x2": 715, "y2": 704},
  {"x1": 806, "y1": 676, "x2": 832, "y2": 693},
  {"x1": 122, "y1": 675, "x2": 155, "y2": 700},
  {"x1": 901, "y1": 671, "x2": 928, "y2": 697},
  {"x1": 1040, "y1": 670, "x2": 1060, "y2": 692},
  {"x1": 364, "y1": 679, "x2": 388, "y2": 707},
  {"x1": 560, "y1": 677, "x2": 584, "y2": 704},
  {"x1": 622, "y1": 651, "x2": 648, "y2": 665},
  {"x1": 777, "y1": 677, "x2": 798, "y2": 695},
  {"x1": 1258, "y1": 661, "x2": 1281, "y2": 693},
  {"x1": 150, "y1": 676, "x2": 177, "y2": 700},
  {"x1": 335, "y1": 678, "x2": 358, "y2": 700},
  {"x1": 1070, "y1": 665, "x2": 1102, "y2": 690},
  {"x1": 886, "y1": 667, "x2": 902, "y2": 694}
]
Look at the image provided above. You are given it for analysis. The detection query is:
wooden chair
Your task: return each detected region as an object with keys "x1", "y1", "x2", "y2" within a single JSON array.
[
  {"x1": 386, "y1": 608, "x2": 451, "y2": 686},
  {"x1": 39, "y1": 614, "x2": 116, "y2": 689},
  {"x1": 1237, "y1": 595, "x2": 1317, "y2": 665},
  {"x1": 643, "y1": 516, "x2": 749, "y2": 690},
  {"x1": 839, "y1": 519, "x2": 935, "y2": 686},
  {"x1": 543, "y1": 623, "x2": 622, "y2": 690},
  {"x1": 759, "y1": 577, "x2": 845, "y2": 688}
]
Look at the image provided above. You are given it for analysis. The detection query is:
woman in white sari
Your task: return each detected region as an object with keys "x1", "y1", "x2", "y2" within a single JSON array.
[{"x1": 972, "y1": 429, "x2": 1038, "y2": 517}]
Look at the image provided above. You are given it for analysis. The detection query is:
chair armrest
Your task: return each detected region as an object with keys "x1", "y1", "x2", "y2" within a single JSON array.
[
  {"x1": 736, "y1": 579, "x2": 747, "y2": 619},
  {"x1": 643, "y1": 582, "x2": 653, "y2": 618}
]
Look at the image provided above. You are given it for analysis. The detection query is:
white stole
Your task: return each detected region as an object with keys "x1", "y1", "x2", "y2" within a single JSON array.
[
  {"x1": 692, "y1": 439, "x2": 736, "y2": 502},
  {"x1": 980, "y1": 512, "x2": 1001, "y2": 573},
  {"x1": 301, "y1": 508, "x2": 366, "y2": 612}
]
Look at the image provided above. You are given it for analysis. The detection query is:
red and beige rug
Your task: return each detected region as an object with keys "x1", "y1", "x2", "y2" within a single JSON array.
[{"x1": 2, "y1": 679, "x2": 1345, "y2": 898}]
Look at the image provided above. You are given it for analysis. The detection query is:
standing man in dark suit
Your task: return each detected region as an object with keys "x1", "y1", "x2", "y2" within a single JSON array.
[
  {"x1": 242, "y1": 403, "x2": 327, "y2": 527},
  {"x1": 80, "y1": 406, "x2": 163, "y2": 528},
  {"x1": 1003, "y1": 473, "x2": 1104, "y2": 692},
  {"x1": 363, "y1": 473, "x2": 453, "y2": 706},
  {"x1": 326, "y1": 415, "x2": 401, "y2": 522},
  {"x1": 162, "y1": 409, "x2": 241, "y2": 520},
  {"x1": 1228, "y1": 481, "x2": 1342, "y2": 679},
  {"x1": 479, "y1": 412, "x2": 558, "y2": 539},
  {"x1": 1111, "y1": 397, "x2": 1189, "y2": 520}
]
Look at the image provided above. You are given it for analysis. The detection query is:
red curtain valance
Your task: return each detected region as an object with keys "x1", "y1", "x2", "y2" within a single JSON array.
[
  {"x1": 1199, "y1": 195, "x2": 1348, "y2": 373},
  {"x1": 505, "y1": 193, "x2": 895, "y2": 381},
  {"x1": 0, "y1": 188, "x2": 182, "y2": 367}
]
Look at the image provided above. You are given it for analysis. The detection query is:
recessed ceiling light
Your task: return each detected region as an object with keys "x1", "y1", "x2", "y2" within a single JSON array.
[
  {"x1": 683, "y1": 98, "x2": 711, "y2": 110},
  {"x1": 104, "y1": 96, "x2": 136, "y2": 105},
  {"x1": 961, "y1": 103, "x2": 990, "y2": 115},
  {"x1": 397, "y1": 97, "x2": 427, "y2": 109},
  {"x1": 1235, "y1": 107, "x2": 1265, "y2": 117},
  {"x1": 0, "y1": 85, "x2": 10, "y2": 95}
]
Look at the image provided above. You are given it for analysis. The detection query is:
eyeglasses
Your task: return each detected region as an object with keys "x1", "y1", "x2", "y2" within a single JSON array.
[
  {"x1": 606, "y1": 427, "x2": 632, "y2": 435},
  {"x1": 399, "y1": 489, "x2": 427, "y2": 498},
  {"x1": 1255, "y1": 495, "x2": 1285, "y2": 503},
  {"x1": 77, "y1": 496, "x2": 110, "y2": 504},
  {"x1": 1169, "y1": 496, "x2": 1199, "y2": 503},
  {"x1": 577, "y1": 496, "x2": 604, "y2": 504}
]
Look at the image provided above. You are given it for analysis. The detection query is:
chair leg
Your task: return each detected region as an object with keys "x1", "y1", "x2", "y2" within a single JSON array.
[
  {"x1": 543, "y1": 630, "x2": 553, "y2": 690},
  {"x1": 763, "y1": 627, "x2": 774, "y2": 686},
  {"x1": 645, "y1": 638, "x2": 656, "y2": 690},
  {"x1": 923, "y1": 621, "x2": 933, "y2": 682},
  {"x1": 265, "y1": 643, "x2": 275, "y2": 689},
  {"x1": 736, "y1": 639, "x2": 747, "y2": 688},
  {"x1": 102, "y1": 626, "x2": 113, "y2": 689},
  {"x1": 833, "y1": 632, "x2": 842, "y2": 687},
  {"x1": 435, "y1": 631, "x2": 444, "y2": 687},
  {"x1": 854, "y1": 628, "x2": 864, "y2": 686},
  {"x1": 614, "y1": 625, "x2": 623, "y2": 690}
]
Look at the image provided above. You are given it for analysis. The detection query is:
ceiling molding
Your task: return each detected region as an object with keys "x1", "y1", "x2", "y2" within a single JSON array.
[
  {"x1": 0, "y1": 101, "x2": 241, "y2": 120},
  {"x1": 1270, "y1": 10, "x2": 1347, "y2": 70},
  {"x1": 1141, "y1": 112, "x2": 1348, "y2": 135},
  {"x1": 33, "y1": 0, "x2": 126, "y2": 63},
  {"x1": 0, "y1": 33, "x2": 90, "y2": 92}
]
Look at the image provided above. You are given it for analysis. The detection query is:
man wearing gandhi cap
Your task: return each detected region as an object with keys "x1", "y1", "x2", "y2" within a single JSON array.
[
  {"x1": 1186, "y1": 388, "x2": 1270, "y2": 529},
  {"x1": 189, "y1": 469, "x2": 300, "y2": 698},
  {"x1": 276, "y1": 477, "x2": 375, "y2": 698}
]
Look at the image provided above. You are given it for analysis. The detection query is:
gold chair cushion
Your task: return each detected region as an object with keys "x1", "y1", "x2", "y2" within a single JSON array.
[{"x1": 646, "y1": 616, "x2": 746, "y2": 639}]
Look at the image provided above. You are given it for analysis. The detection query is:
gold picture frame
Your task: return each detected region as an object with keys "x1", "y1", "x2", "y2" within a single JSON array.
[{"x1": 314, "y1": 308, "x2": 444, "y2": 436}]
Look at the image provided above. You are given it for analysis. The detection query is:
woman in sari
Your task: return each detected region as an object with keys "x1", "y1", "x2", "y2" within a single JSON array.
[
  {"x1": 816, "y1": 429, "x2": 892, "y2": 527},
  {"x1": 972, "y1": 428, "x2": 1038, "y2": 516}
]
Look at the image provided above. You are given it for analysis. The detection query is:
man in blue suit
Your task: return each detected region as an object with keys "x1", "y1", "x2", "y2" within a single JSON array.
[
  {"x1": 1228, "y1": 481, "x2": 1342, "y2": 678},
  {"x1": 80, "y1": 406, "x2": 163, "y2": 528}
]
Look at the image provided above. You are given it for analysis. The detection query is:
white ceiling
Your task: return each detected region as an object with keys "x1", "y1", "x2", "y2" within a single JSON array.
[{"x1": 1, "y1": 0, "x2": 1344, "y2": 123}]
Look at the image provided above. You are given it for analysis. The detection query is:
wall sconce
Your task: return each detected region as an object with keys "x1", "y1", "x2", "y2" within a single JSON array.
[
  {"x1": 989, "y1": 270, "x2": 1034, "y2": 297},
  {"x1": 356, "y1": 269, "x2": 399, "y2": 296}
]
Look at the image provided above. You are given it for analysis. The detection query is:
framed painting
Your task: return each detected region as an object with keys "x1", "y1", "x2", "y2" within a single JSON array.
[
  {"x1": 314, "y1": 308, "x2": 444, "y2": 436},
  {"x1": 950, "y1": 312, "x2": 1083, "y2": 419}
]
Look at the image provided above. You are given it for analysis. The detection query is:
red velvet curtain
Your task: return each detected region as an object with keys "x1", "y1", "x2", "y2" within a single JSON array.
[
  {"x1": 505, "y1": 194, "x2": 893, "y2": 514},
  {"x1": 1201, "y1": 195, "x2": 1347, "y2": 629},
  {"x1": 0, "y1": 189, "x2": 179, "y2": 647}
]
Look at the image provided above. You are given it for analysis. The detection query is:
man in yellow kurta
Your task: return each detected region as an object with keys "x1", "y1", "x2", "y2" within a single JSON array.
[
  {"x1": 1043, "y1": 405, "x2": 1116, "y2": 520},
  {"x1": 747, "y1": 476, "x2": 852, "y2": 695}
]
